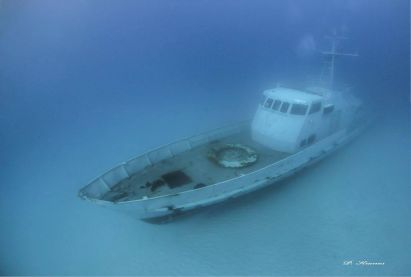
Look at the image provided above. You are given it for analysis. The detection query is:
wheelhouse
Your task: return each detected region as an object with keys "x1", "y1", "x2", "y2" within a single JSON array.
[{"x1": 252, "y1": 87, "x2": 326, "y2": 153}]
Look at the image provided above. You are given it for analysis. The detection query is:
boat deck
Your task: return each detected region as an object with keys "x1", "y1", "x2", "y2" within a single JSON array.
[{"x1": 102, "y1": 130, "x2": 289, "y2": 202}]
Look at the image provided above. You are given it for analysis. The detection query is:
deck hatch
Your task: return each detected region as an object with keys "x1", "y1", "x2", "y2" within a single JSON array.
[{"x1": 161, "y1": 170, "x2": 192, "y2": 188}]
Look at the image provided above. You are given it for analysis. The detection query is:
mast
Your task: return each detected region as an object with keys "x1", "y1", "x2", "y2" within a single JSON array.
[{"x1": 321, "y1": 33, "x2": 358, "y2": 89}]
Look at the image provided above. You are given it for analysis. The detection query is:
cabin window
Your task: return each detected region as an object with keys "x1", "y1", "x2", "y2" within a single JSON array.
[
  {"x1": 260, "y1": 95, "x2": 267, "y2": 105},
  {"x1": 309, "y1": 102, "x2": 322, "y2": 114},
  {"x1": 323, "y1": 104, "x2": 334, "y2": 115},
  {"x1": 280, "y1": 102, "x2": 290, "y2": 113},
  {"x1": 290, "y1": 103, "x2": 308, "y2": 115},
  {"x1": 272, "y1": 100, "x2": 282, "y2": 111},
  {"x1": 264, "y1": 98, "x2": 273, "y2": 108}
]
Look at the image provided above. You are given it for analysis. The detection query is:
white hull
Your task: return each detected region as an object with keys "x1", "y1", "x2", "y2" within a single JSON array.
[{"x1": 79, "y1": 122, "x2": 366, "y2": 220}]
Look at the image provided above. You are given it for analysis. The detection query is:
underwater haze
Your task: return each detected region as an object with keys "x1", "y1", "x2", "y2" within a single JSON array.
[{"x1": 0, "y1": 0, "x2": 410, "y2": 275}]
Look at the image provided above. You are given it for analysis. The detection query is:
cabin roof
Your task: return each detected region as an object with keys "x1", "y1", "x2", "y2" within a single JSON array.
[{"x1": 264, "y1": 87, "x2": 323, "y2": 103}]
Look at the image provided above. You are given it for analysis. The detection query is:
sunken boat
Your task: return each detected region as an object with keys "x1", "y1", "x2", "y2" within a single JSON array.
[{"x1": 78, "y1": 35, "x2": 369, "y2": 220}]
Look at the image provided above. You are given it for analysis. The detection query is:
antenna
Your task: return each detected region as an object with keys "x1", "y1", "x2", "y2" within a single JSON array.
[{"x1": 321, "y1": 32, "x2": 358, "y2": 89}]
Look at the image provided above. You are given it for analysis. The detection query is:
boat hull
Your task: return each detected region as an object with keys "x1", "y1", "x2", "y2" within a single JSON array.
[{"x1": 79, "y1": 124, "x2": 365, "y2": 220}]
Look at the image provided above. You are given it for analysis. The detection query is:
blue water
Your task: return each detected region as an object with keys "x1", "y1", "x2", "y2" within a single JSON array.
[{"x1": 0, "y1": 0, "x2": 410, "y2": 275}]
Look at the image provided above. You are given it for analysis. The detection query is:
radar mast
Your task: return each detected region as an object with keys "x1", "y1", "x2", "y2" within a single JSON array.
[{"x1": 321, "y1": 31, "x2": 358, "y2": 89}]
